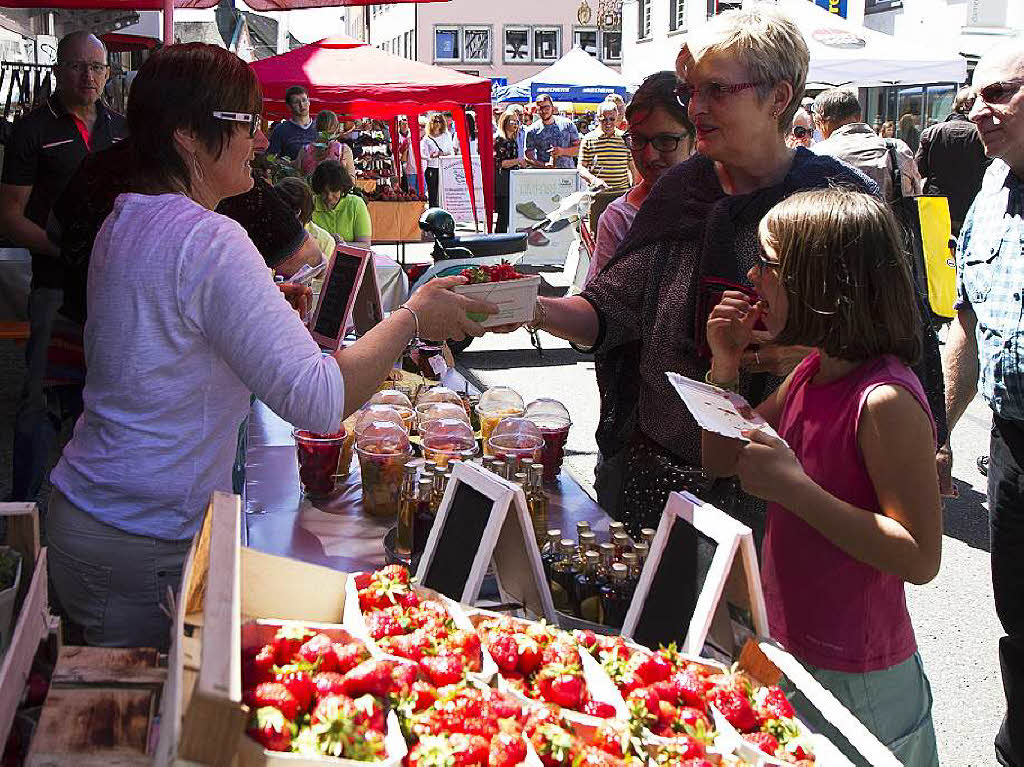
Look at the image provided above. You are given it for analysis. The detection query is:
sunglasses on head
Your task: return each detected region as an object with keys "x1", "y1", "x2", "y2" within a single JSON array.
[
  {"x1": 212, "y1": 111, "x2": 261, "y2": 138},
  {"x1": 791, "y1": 126, "x2": 811, "y2": 139}
]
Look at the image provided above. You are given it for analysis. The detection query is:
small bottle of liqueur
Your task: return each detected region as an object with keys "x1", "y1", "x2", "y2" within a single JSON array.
[
  {"x1": 550, "y1": 539, "x2": 578, "y2": 613},
  {"x1": 573, "y1": 549, "x2": 603, "y2": 622},
  {"x1": 541, "y1": 528, "x2": 562, "y2": 580},
  {"x1": 600, "y1": 562, "x2": 634, "y2": 628},
  {"x1": 413, "y1": 477, "x2": 434, "y2": 554},
  {"x1": 525, "y1": 463, "x2": 549, "y2": 544},
  {"x1": 396, "y1": 464, "x2": 419, "y2": 557}
]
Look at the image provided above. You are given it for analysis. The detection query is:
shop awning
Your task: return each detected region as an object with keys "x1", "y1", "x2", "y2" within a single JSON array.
[
  {"x1": 495, "y1": 46, "x2": 632, "y2": 103},
  {"x1": 100, "y1": 31, "x2": 159, "y2": 51},
  {"x1": 760, "y1": 0, "x2": 967, "y2": 87}
]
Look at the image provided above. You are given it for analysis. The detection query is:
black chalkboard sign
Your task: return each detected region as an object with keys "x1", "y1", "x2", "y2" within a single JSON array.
[
  {"x1": 310, "y1": 247, "x2": 369, "y2": 350},
  {"x1": 632, "y1": 519, "x2": 719, "y2": 650},
  {"x1": 419, "y1": 482, "x2": 493, "y2": 600}
]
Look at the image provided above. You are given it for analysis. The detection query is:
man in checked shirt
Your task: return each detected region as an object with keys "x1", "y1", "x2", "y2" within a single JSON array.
[{"x1": 939, "y1": 40, "x2": 1024, "y2": 766}]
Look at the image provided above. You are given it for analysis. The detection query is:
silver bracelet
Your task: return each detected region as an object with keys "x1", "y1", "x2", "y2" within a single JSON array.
[
  {"x1": 526, "y1": 297, "x2": 547, "y2": 332},
  {"x1": 396, "y1": 304, "x2": 420, "y2": 344}
]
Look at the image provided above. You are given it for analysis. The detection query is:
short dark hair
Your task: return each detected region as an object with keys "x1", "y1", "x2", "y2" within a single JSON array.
[
  {"x1": 275, "y1": 176, "x2": 315, "y2": 224},
  {"x1": 310, "y1": 159, "x2": 353, "y2": 196},
  {"x1": 626, "y1": 71, "x2": 693, "y2": 137},
  {"x1": 812, "y1": 88, "x2": 861, "y2": 125},
  {"x1": 285, "y1": 85, "x2": 307, "y2": 105},
  {"x1": 765, "y1": 188, "x2": 921, "y2": 364},
  {"x1": 126, "y1": 43, "x2": 261, "y2": 196}
]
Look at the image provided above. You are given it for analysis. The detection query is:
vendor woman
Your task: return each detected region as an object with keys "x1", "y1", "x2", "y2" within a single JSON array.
[{"x1": 47, "y1": 43, "x2": 494, "y2": 649}]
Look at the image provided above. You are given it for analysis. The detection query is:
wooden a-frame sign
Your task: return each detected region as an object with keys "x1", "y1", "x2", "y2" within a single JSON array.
[{"x1": 414, "y1": 461, "x2": 556, "y2": 622}]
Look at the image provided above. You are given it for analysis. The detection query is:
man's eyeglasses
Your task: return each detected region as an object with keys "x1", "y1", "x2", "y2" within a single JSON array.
[
  {"x1": 212, "y1": 111, "x2": 261, "y2": 138},
  {"x1": 623, "y1": 132, "x2": 689, "y2": 152},
  {"x1": 791, "y1": 126, "x2": 811, "y2": 139},
  {"x1": 60, "y1": 61, "x2": 109, "y2": 75},
  {"x1": 969, "y1": 78, "x2": 1024, "y2": 108},
  {"x1": 598, "y1": 115, "x2": 617, "y2": 124},
  {"x1": 674, "y1": 81, "x2": 764, "y2": 108}
]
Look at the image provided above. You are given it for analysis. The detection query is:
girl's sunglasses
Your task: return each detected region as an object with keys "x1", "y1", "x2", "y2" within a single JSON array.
[{"x1": 212, "y1": 111, "x2": 261, "y2": 138}]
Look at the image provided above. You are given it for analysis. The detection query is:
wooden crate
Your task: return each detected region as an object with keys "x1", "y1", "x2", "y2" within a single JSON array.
[
  {"x1": 0, "y1": 503, "x2": 49, "y2": 752},
  {"x1": 26, "y1": 645, "x2": 167, "y2": 767},
  {"x1": 155, "y1": 492, "x2": 348, "y2": 767}
]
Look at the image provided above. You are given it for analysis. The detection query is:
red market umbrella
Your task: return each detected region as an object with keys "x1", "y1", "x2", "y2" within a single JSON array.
[{"x1": 100, "y1": 31, "x2": 160, "y2": 51}]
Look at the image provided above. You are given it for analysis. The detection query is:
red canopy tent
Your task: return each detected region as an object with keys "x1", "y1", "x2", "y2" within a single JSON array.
[{"x1": 250, "y1": 34, "x2": 494, "y2": 231}]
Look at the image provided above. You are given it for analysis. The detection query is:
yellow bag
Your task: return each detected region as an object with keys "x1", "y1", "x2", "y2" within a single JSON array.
[{"x1": 916, "y1": 195, "x2": 956, "y2": 321}]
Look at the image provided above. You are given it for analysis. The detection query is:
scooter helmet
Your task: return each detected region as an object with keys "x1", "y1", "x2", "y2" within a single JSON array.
[{"x1": 419, "y1": 207, "x2": 456, "y2": 239}]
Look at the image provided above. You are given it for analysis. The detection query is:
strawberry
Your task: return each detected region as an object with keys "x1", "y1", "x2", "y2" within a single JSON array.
[
  {"x1": 636, "y1": 652, "x2": 673, "y2": 684},
  {"x1": 311, "y1": 671, "x2": 346, "y2": 700},
  {"x1": 409, "y1": 680, "x2": 438, "y2": 711},
  {"x1": 333, "y1": 641, "x2": 370, "y2": 673},
  {"x1": 489, "y1": 730, "x2": 527, "y2": 767},
  {"x1": 246, "y1": 706, "x2": 294, "y2": 752},
  {"x1": 756, "y1": 684, "x2": 796, "y2": 721},
  {"x1": 272, "y1": 624, "x2": 315, "y2": 665},
  {"x1": 616, "y1": 671, "x2": 645, "y2": 696},
  {"x1": 573, "y1": 629, "x2": 599, "y2": 653},
  {"x1": 582, "y1": 700, "x2": 616, "y2": 719},
  {"x1": 460, "y1": 266, "x2": 489, "y2": 284},
  {"x1": 592, "y1": 722, "x2": 629, "y2": 757},
  {"x1": 351, "y1": 693, "x2": 386, "y2": 732},
  {"x1": 541, "y1": 670, "x2": 585, "y2": 709},
  {"x1": 660, "y1": 734, "x2": 705, "y2": 759},
  {"x1": 516, "y1": 635, "x2": 541, "y2": 675},
  {"x1": 306, "y1": 694, "x2": 387, "y2": 760},
  {"x1": 408, "y1": 734, "x2": 455, "y2": 767},
  {"x1": 419, "y1": 654, "x2": 464, "y2": 686},
  {"x1": 677, "y1": 706, "x2": 711, "y2": 733},
  {"x1": 245, "y1": 682, "x2": 300, "y2": 720},
  {"x1": 367, "y1": 610, "x2": 406, "y2": 640},
  {"x1": 709, "y1": 687, "x2": 758, "y2": 732},
  {"x1": 451, "y1": 732, "x2": 491, "y2": 764},
  {"x1": 297, "y1": 633, "x2": 339, "y2": 671},
  {"x1": 490, "y1": 634, "x2": 520, "y2": 673},
  {"x1": 541, "y1": 641, "x2": 579, "y2": 668},
  {"x1": 352, "y1": 571, "x2": 373, "y2": 590},
  {"x1": 626, "y1": 687, "x2": 660, "y2": 722},
  {"x1": 341, "y1": 659, "x2": 396, "y2": 698},
  {"x1": 243, "y1": 643, "x2": 276, "y2": 689},
  {"x1": 449, "y1": 630, "x2": 482, "y2": 667},
  {"x1": 274, "y1": 669, "x2": 314, "y2": 712},
  {"x1": 378, "y1": 563, "x2": 410, "y2": 584},
  {"x1": 746, "y1": 731, "x2": 780, "y2": 757},
  {"x1": 671, "y1": 670, "x2": 709, "y2": 709},
  {"x1": 530, "y1": 722, "x2": 574, "y2": 767},
  {"x1": 502, "y1": 671, "x2": 528, "y2": 694},
  {"x1": 657, "y1": 699, "x2": 679, "y2": 727},
  {"x1": 390, "y1": 661, "x2": 420, "y2": 696}
]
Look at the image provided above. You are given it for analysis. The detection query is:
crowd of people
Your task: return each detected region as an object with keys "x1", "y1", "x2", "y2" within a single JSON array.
[{"x1": 0, "y1": 11, "x2": 1023, "y2": 767}]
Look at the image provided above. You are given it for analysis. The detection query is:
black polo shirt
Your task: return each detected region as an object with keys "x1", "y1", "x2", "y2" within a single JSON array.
[{"x1": 2, "y1": 92, "x2": 127, "y2": 289}]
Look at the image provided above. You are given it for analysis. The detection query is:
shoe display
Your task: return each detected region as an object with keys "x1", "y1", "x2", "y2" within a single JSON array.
[{"x1": 515, "y1": 201, "x2": 547, "y2": 221}]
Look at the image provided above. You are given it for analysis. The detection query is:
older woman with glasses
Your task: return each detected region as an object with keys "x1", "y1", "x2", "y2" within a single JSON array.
[
  {"x1": 45, "y1": 44, "x2": 494, "y2": 649},
  {"x1": 504, "y1": 9, "x2": 875, "y2": 536}
]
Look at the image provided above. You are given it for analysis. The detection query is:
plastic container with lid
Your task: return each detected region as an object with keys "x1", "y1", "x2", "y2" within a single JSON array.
[
  {"x1": 354, "y1": 404, "x2": 407, "y2": 436},
  {"x1": 368, "y1": 389, "x2": 414, "y2": 433},
  {"x1": 476, "y1": 386, "x2": 525, "y2": 456},
  {"x1": 356, "y1": 420, "x2": 413, "y2": 517},
  {"x1": 415, "y1": 401, "x2": 471, "y2": 432},
  {"x1": 415, "y1": 386, "x2": 463, "y2": 407},
  {"x1": 421, "y1": 417, "x2": 478, "y2": 468},
  {"x1": 487, "y1": 416, "x2": 544, "y2": 468},
  {"x1": 525, "y1": 398, "x2": 572, "y2": 481}
]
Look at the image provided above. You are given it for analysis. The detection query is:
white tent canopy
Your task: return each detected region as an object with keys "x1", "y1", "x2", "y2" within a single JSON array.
[
  {"x1": 495, "y1": 46, "x2": 634, "y2": 103},
  {"x1": 756, "y1": 0, "x2": 967, "y2": 87}
]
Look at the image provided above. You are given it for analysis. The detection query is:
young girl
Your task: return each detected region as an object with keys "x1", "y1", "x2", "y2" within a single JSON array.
[
  {"x1": 702, "y1": 188, "x2": 941, "y2": 766},
  {"x1": 310, "y1": 159, "x2": 371, "y2": 245},
  {"x1": 296, "y1": 110, "x2": 356, "y2": 180}
]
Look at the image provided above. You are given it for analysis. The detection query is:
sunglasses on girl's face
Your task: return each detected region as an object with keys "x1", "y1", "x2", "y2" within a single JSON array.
[
  {"x1": 791, "y1": 126, "x2": 811, "y2": 139},
  {"x1": 212, "y1": 111, "x2": 261, "y2": 138}
]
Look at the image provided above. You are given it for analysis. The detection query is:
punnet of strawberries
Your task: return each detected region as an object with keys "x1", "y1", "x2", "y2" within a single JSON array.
[
  {"x1": 354, "y1": 564, "x2": 484, "y2": 686},
  {"x1": 577, "y1": 633, "x2": 815, "y2": 765},
  {"x1": 459, "y1": 262, "x2": 525, "y2": 284},
  {"x1": 241, "y1": 622, "x2": 418, "y2": 759},
  {"x1": 471, "y1": 615, "x2": 616, "y2": 720}
]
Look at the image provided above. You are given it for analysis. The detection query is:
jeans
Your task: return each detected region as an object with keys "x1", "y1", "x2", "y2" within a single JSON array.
[
  {"x1": 12, "y1": 287, "x2": 82, "y2": 501},
  {"x1": 784, "y1": 652, "x2": 938, "y2": 766},
  {"x1": 990, "y1": 415, "x2": 1024, "y2": 766},
  {"x1": 46, "y1": 489, "x2": 192, "y2": 650}
]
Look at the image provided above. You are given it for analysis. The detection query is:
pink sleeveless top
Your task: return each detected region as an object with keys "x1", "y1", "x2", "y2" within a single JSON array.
[
  {"x1": 761, "y1": 352, "x2": 934, "y2": 673},
  {"x1": 298, "y1": 141, "x2": 342, "y2": 176}
]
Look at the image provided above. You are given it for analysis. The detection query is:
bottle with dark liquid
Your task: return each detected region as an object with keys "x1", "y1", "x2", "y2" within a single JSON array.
[
  {"x1": 600, "y1": 562, "x2": 634, "y2": 627},
  {"x1": 640, "y1": 528, "x2": 657, "y2": 547},
  {"x1": 573, "y1": 550, "x2": 602, "y2": 622},
  {"x1": 550, "y1": 539, "x2": 577, "y2": 613},
  {"x1": 633, "y1": 542, "x2": 650, "y2": 575},
  {"x1": 597, "y1": 543, "x2": 616, "y2": 589},
  {"x1": 621, "y1": 551, "x2": 640, "y2": 587},
  {"x1": 413, "y1": 477, "x2": 434, "y2": 554},
  {"x1": 612, "y1": 531, "x2": 632, "y2": 559},
  {"x1": 541, "y1": 529, "x2": 561, "y2": 580},
  {"x1": 607, "y1": 521, "x2": 625, "y2": 541},
  {"x1": 577, "y1": 531, "x2": 597, "y2": 571},
  {"x1": 396, "y1": 464, "x2": 418, "y2": 558}
]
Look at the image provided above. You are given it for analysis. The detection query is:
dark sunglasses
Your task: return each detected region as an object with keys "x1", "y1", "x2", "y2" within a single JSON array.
[
  {"x1": 623, "y1": 132, "x2": 689, "y2": 152},
  {"x1": 969, "y1": 78, "x2": 1024, "y2": 108},
  {"x1": 212, "y1": 110, "x2": 261, "y2": 138},
  {"x1": 791, "y1": 126, "x2": 811, "y2": 139}
]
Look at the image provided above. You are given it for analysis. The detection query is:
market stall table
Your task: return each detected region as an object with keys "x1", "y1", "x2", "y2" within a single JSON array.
[{"x1": 242, "y1": 373, "x2": 607, "y2": 573}]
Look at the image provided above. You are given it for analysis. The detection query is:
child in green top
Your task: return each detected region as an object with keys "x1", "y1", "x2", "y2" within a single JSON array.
[{"x1": 310, "y1": 159, "x2": 372, "y2": 244}]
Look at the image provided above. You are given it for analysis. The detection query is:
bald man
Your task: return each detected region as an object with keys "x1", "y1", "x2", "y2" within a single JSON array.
[
  {"x1": 939, "y1": 40, "x2": 1024, "y2": 766},
  {"x1": 0, "y1": 31, "x2": 127, "y2": 502}
]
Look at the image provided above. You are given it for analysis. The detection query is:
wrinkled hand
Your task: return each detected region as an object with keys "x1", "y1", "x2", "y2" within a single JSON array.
[
  {"x1": 405, "y1": 275, "x2": 498, "y2": 342},
  {"x1": 707, "y1": 291, "x2": 763, "y2": 374},
  {"x1": 735, "y1": 428, "x2": 807, "y2": 505},
  {"x1": 936, "y1": 443, "x2": 957, "y2": 498},
  {"x1": 740, "y1": 342, "x2": 814, "y2": 377},
  {"x1": 278, "y1": 282, "x2": 311, "y2": 318}
]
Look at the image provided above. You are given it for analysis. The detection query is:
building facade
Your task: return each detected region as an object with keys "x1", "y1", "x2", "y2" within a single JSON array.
[{"x1": 351, "y1": 0, "x2": 622, "y2": 83}]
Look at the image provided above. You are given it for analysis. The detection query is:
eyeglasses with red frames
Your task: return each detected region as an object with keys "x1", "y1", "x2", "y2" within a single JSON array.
[
  {"x1": 212, "y1": 111, "x2": 261, "y2": 138},
  {"x1": 674, "y1": 81, "x2": 766, "y2": 108},
  {"x1": 968, "y1": 78, "x2": 1024, "y2": 109}
]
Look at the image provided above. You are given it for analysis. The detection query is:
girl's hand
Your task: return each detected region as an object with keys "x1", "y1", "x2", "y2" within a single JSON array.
[
  {"x1": 405, "y1": 275, "x2": 498, "y2": 341},
  {"x1": 707, "y1": 291, "x2": 763, "y2": 376},
  {"x1": 735, "y1": 428, "x2": 807, "y2": 505}
]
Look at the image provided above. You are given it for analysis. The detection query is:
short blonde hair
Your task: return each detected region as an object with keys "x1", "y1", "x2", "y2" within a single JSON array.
[{"x1": 684, "y1": 8, "x2": 808, "y2": 133}]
